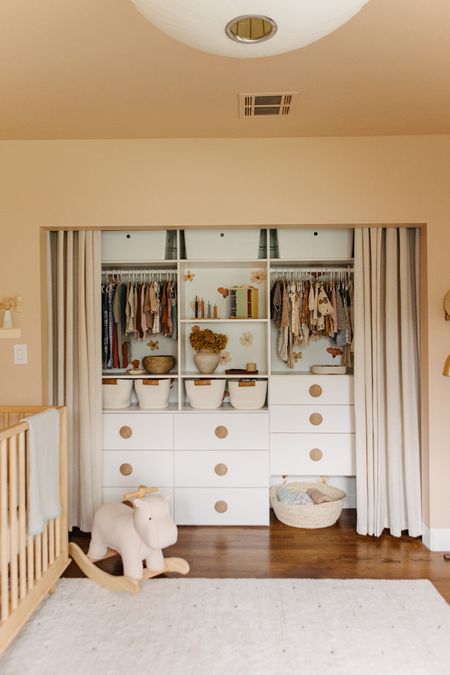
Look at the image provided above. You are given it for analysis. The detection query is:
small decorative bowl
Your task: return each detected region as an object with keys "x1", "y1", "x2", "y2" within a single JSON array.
[{"x1": 142, "y1": 355, "x2": 176, "y2": 375}]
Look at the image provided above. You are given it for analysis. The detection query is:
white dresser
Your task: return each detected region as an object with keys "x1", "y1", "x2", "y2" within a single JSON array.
[
  {"x1": 269, "y1": 374, "x2": 355, "y2": 478},
  {"x1": 102, "y1": 410, "x2": 175, "y2": 513},
  {"x1": 102, "y1": 409, "x2": 270, "y2": 525}
]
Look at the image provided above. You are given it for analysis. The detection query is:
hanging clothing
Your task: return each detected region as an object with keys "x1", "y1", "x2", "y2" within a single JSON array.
[
  {"x1": 270, "y1": 272, "x2": 353, "y2": 369},
  {"x1": 102, "y1": 274, "x2": 177, "y2": 370}
]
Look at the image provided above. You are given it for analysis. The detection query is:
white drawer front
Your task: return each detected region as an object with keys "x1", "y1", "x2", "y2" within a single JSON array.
[
  {"x1": 103, "y1": 450, "x2": 173, "y2": 487},
  {"x1": 175, "y1": 488, "x2": 269, "y2": 525},
  {"x1": 174, "y1": 451, "x2": 268, "y2": 488},
  {"x1": 103, "y1": 413, "x2": 173, "y2": 450},
  {"x1": 270, "y1": 375, "x2": 354, "y2": 405},
  {"x1": 102, "y1": 487, "x2": 174, "y2": 518},
  {"x1": 270, "y1": 405, "x2": 354, "y2": 433},
  {"x1": 270, "y1": 433, "x2": 355, "y2": 476},
  {"x1": 174, "y1": 413, "x2": 269, "y2": 450}
]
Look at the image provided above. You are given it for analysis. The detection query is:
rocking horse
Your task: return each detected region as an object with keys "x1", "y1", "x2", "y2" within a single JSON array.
[{"x1": 69, "y1": 485, "x2": 190, "y2": 593}]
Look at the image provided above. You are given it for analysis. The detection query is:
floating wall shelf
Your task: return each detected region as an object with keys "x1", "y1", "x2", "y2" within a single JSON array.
[{"x1": 0, "y1": 328, "x2": 21, "y2": 338}]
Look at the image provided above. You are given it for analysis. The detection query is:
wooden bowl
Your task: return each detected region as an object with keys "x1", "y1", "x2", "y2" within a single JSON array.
[{"x1": 142, "y1": 355, "x2": 176, "y2": 375}]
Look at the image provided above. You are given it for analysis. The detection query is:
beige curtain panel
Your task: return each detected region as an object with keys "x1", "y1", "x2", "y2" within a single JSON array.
[
  {"x1": 354, "y1": 227, "x2": 422, "y2": 537},
  {"x1": 47, "y1": 230, "x2": 102, "y2": 531}
]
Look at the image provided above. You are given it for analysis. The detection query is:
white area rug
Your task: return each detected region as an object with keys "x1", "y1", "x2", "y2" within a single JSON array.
[{"x1": 2, "y1": 578, "x2": 450, "y2": 675}]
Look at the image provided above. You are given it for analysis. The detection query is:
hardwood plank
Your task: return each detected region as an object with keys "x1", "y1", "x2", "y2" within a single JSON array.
[{"x1": 65, "y1": 510, "x2": 450, "y2": 602}]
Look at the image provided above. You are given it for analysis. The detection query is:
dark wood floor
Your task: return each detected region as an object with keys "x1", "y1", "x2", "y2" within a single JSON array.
[{"x1": 66, "y1": 510, "x2": 450, "y2": 602}]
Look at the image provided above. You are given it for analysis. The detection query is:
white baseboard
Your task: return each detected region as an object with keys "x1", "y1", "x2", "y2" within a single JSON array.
[{"x1": 422, "y1": 524, "x2": 450, "y2": 551}]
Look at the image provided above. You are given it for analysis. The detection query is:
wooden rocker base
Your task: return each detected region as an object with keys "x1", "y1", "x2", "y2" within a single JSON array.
[{"x1": 69, "y1": 542, "x2": 190, "y2": 594}]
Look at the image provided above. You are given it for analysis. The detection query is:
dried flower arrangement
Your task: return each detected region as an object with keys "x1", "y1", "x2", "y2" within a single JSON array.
[
  {"x1": 189, "y1": 325, "x2": 228, "y2": 353},
  {"x1": 0, "y1": 296, "x2": 16, "y2": 311}
]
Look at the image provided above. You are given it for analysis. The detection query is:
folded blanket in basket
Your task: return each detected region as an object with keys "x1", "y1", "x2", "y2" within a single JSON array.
[
  {"x1": 276, "y1": 486, "x2": 313, "y2": 505},
  {"x1": 307, "y1": 488, "x2": 333, "y2": 504}
]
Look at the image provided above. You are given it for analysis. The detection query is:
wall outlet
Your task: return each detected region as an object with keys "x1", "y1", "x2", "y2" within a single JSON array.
[{"x1": 14, "y1": 344, "x2": 28, "y2": 365}]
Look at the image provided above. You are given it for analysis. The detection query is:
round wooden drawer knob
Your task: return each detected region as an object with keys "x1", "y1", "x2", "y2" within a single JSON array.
[
  {"x1": 309, "y1": 448, "x2": 323, "y2": 462},
  {"x1": 119, "y1": 425, "x2": 133, "y2": 439},
  {"x1": 309, "y1": 413, "x2": 323, "y2": 426},
  {"x1": 215, "y1": 425, "x2": 228, "y2": 439},
  {"x1": 215, "y1": 463, "x2": 228, "y2": 476},
  {"x1": 309, "y1": 384, "x2": 323, "y2": 398},
  {"x1": 120, "y1": 463, "x2": 133, "y2": 476},
  {"x1": 215, "y1": 500, "x2": 228, "y2": 513}
]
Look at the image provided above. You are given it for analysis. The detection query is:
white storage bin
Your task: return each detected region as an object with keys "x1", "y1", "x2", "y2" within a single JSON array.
[
  {"x1": 135, "y1": 378, "x2": 172, "y2": 409},
  {"x1": 102, "y1": 379, "x2": 133, "y2": 409},
  {"x1": 229, "y1": 379, "x2": 267, "y2": 410},
  {"x1": 277, "y1": 228, "x2": 353, "y2": 260},
  {"x1": 185, "y1": 379, "x2": 226, "y2": 409},
  {"x1": 184, "y1": 228, "x2": 261, "y2": 260},
  {"x1": 101, "y1": 231, "x2": 167, "y2": 262}
]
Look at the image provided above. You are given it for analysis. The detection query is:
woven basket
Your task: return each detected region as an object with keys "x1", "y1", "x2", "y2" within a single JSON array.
[
  {"x1": 142, "y1": 355, "x2": 176, "y2": 375},
  {"x1": 270, "y1": 481, "x2": 346, "y2": 529}
]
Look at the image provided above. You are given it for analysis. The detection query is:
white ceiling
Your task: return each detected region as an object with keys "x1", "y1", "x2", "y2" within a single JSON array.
[{"x1": 1, "y1": 0, "x2": 449, "y2": 139}]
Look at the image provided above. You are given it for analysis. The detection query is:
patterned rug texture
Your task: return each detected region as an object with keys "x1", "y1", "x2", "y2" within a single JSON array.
[{"x1": 2, "y1": 578, "x2": 450, "y2": 675}]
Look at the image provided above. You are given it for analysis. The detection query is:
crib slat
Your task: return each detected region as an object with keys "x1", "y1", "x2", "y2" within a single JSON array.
[
  {"x1": 0, "y1": 438, "x2": 9, "y2": 622},
  {"x1": 48, "y1": 519, "x2": 55, "y2": 565},
  {"x1": 18, "y1": 430, "x2": 27, "y2": 600},
  {"x1": 9, "y1": 435, "x2": 19, "y2": 611},
  {"x1": 55, "y1": 516, "x2": 61, "y2": 558},
  {"x1": 42, "y1": 526, "x2": 48, "y2": 573},
  {"x1": 35, "y1": 534, "x2": 42, "y2": 581},
  {"x1": 27, "y1": 535, "x2": 35, "y2": 591}
]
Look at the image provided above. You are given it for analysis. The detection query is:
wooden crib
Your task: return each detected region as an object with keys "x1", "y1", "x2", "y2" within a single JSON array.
[{"x1": 0, "y1": 406, "x2": 69, "y2": 655}]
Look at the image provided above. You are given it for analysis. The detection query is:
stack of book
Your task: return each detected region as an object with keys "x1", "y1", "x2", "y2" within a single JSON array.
[{"x1": 229, "y1": 286, "x2": 259, "y2": 319}]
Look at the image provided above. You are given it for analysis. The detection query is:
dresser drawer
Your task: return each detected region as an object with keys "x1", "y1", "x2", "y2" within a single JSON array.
[
  {"x1": 103, "y1": 450, "x2": 173, "y2": 487},
  {"x1": 270, "y1": 433, "x2": 355, "y2": 475},
  {"x1": 103, "y1": 413, "x2": 173, "y2": 450},
  {"x1": 175, "y1": 488, "x2": 269, "y2": 525},
  {"x1": 174, "y1": 450, "x2": 268, "y2": 488},
  {"x1": 102, "y1": 487, "x2": 174, "y2": 518},
  {"x1": 270, "y1": 405, "x2": 354, "y2": 433},
  {"x1": 174, "y1": 413, "x2": 269, "y2": 450},
  {"x1": 270, "y1": 375, "x2": 354, "y2": 405}
]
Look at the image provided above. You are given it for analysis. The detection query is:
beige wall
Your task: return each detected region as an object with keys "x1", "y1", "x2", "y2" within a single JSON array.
[{"x1": 0, "y1": 136, "x2": 449, "y2": 530}]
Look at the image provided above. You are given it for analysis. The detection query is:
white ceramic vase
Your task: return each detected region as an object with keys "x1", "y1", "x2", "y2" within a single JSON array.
[
  {"x1": 193, "y1": 350, "x2": 220, "y2": 374},
  {"x1": 2, "y1": 310, "x2": 13, "y2": 329}
]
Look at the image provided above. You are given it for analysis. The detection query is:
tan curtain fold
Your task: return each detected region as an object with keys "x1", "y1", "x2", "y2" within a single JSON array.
[
  {"x1": 354, "y1": 227, "x2": 422, "y2": 538},
  {"x1": 48, "y1": 230, "x2": 102, "y2": 531}
]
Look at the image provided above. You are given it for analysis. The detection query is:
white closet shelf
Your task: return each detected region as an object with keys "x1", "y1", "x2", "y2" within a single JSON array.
[
  {"x1": 102, "y1": 372, "x2": 178, "y2": 379},
  {"x1": 179, "y1": 403, "x2": 268, "y2": 413},
  {"x1": 271, "y1": 370, "x2": 354, "y2": 376},
  {"x1": 181, "y1": 372, "x2": 269, "y2": 379},
  {"x1": 270, "y1": 258, "x2": 354, "y2": 266},
  {"x1": 180, "y1": 318, "x2": 268, "y2": 324},
  {"x1": 180, "y1": 259, "x2": 268, "y2": 268},
  {"x1": 102, "y1": 402, "x2": 179, "y2": 413},
  {"x1": 101, "y1": 260, "x2": 177, "y2": 267}
]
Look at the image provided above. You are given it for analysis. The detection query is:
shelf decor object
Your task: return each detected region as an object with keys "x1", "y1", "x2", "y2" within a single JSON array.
[
  {"x1": 143, "y1": 355, "x2": 176, "y2": 374},
  {"x1": 190, "y1": 325, "x2": 228, "y2": 374},
  {"x1": 0, "y1": 295, "x2": 23, "y2": 338},
  {"x1": 129, "y1": 1, "x2": 369, "y2": 59}
]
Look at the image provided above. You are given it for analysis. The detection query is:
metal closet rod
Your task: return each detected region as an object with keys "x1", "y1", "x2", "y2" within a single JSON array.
[
  {"x1": 273, "y1": 267, "x2": 353, "y2": 273},
  {"x1": 101, "y1": 268, "x2": 176, "y2": 276}
]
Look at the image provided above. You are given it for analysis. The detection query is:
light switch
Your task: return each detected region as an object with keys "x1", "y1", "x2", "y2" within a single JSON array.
[{"x1": 14, "y1": 344, "x2": 28, "y2": 365}]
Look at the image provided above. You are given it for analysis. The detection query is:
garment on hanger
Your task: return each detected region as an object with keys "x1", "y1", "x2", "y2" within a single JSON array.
[
  {"x1": 101, "y1": 274, "x2": 177, "y2": 370},
  {"x1": 270, "y1": 272, "x2": 354, "y2": 368}
]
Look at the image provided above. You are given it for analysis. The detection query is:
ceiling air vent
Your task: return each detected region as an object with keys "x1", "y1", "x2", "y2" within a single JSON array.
[{"x1": 239, "y1": 92, "x2": 297, "y2": 118}]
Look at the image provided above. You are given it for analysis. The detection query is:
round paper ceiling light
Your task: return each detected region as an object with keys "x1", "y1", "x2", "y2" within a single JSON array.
[{"x1": 131, "y1": 0, "x2": 370, "y2": 58}]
